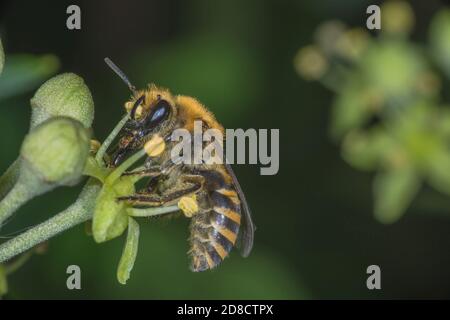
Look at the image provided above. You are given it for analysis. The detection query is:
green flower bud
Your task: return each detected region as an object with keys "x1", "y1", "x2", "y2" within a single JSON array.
[
  {"x1": 0, "y1": 38, "x2": 4, "y2": 75},
  {"x1": 294, "y1": 45, "x2": 328, "y2": 81},
  {"x1": 21, "y1": 117, "x2": 91, "y2": 186},
  {"x1": 30, "y1": 73, "x2": 94, "y2": 129},
  {"x1": 0, "y1": 117, "x2": 91, "y2": 226},
  {"x1": 381, "y1": 1, "x2": 415, "y2": 35}
]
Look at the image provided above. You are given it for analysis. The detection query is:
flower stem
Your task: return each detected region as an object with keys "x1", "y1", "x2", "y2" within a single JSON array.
[
  {"x1": 128, "y1": 205, "x2": 180, "y2": 217},
  {"x1": 83, "y1": 156, "x2": 109, "y2": 183},
  {"x1": 0, "y1": 178, "x2": 34, "y2": 228},
  {"x1": 0, "y1": 159, "x2": 20, "y2": 201},
  {"x1": 106, "y1": 149, "x2": 146, "y2": 184},
  {"x1": 95, "y1": 114, "x2": 129, "y2": 166},
  {"x1": 0, "y1": 180, "x2": 101, "y2": 263},
  {"x1": 106, "y1": 139, "x2": 165, "y2": 185}
]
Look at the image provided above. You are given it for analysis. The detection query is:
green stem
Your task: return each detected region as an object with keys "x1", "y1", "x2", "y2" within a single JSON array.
[
  {"x1": 0, "y1": 180, "x2": 101, "y2": 263},
  {"x1": 84, "y1": 156, "x2": 109, "y2": 183},
  {"x1": 106, "y1": 149, "x2": 146, "y2": 184},
  {"x1": 106, "y1": 139, "x2": 165, "y2": 185},
  {"x1": 0, "y1": 179, "x2": 34, "y2": 228},
  {"x1": 128, "y1": 205, "x2": 180, "y2": 217},
  {"x1": 0, "y1": 159, "x2": 20, "y2": 201},
  {"x1": 95, "y1": 114, "x2": 129, "y2": 166}
]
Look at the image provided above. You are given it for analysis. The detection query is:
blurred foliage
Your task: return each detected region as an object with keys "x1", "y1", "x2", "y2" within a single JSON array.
[
  {"x1": 0, "y1": 54, "x2": 59, "y2": 101},
  {"x1": 430, "y1": 9, "x2": 450, "y2": 78},
  {"x1": 295, "y1": 0, "x2": 450, "y2": 224}
]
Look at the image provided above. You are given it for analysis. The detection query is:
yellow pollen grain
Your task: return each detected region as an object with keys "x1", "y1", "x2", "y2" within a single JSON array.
[
  {"x1": 125, "y1": 101, "x2": 133, "y2": 112},
  {"x1": 144, "y1": 134, "x2": 165, "y2": 157},
  {"x1": 135, "y1": 105, "x2": 144, "y2": 119},
  {"x1": 178, "y1": 195, "x2": 199, "y2": 218}
]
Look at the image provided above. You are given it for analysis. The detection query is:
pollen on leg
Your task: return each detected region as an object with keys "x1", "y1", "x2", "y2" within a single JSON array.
[
  {"x1": 144, "y1": 134, "x2": 165, "y2": 157},
  {"x1": 125, "y1": 102, "x2": 144, "y2": 119},
  {"x1": 178, "y1": 195, "x2": 199, "y2": 218}
]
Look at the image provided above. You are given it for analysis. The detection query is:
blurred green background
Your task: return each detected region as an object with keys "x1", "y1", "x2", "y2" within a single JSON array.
[{"x1": 1, "y1": 0, "x2": 450, "y2": 299}]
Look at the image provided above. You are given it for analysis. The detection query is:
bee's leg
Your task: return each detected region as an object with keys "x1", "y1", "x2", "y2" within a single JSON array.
[
  {"x1": 144, "y1": 175, "x2": 159, "y2": 193},
  {"x1": 158, "y1": 156, "x2": 185, "y2": 175},
  {"x1": 121, "y1": 165, "x2": 162, "y2": 178},
  {"x1": 118, "y1": 174, "x2": 205, "y2": 207}
]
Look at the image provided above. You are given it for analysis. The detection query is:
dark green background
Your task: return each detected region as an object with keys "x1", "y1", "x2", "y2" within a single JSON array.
[{"x1": 1, "y1": 0, "x2": 450, "y2": 299}]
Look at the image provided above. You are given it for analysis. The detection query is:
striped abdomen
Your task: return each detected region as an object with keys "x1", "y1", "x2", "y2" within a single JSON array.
[{"x1": 189, "y1": 169, "x2": 241, "y2": 272}]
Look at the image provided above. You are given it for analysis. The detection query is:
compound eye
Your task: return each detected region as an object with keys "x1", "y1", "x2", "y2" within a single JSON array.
[{"x1": 148, "y1": 100, "x2": 170, "y2": 125}]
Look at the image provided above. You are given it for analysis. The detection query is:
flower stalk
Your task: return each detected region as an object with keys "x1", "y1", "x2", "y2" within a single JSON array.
[
  {"x1": 0, "y1": 180, "x2": 101, "y2": 263},
  {"x1": 95, "y1": 114, "x2": 129, "y2": 165},
  {"x1": 0, "y1": 160, "x2": 20, "y2": 201}
]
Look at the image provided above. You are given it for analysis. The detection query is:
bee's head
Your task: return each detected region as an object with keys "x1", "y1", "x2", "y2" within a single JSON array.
[
  {"x1": 104, "y1": 57, "x2": 179, "y2": 167},
  {"x1": 111, "y1": 85, "x2": 178, "y2": 167}
]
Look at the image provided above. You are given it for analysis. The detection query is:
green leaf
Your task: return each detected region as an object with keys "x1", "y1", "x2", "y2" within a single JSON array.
[
  {"x1": 373, "y1": 167, "x2": 420, "y2": 224},
  {"x1": 0, "y1": 54, "x2": 59, "y2": 101},
  {"x1": 0, "y1": 264, "x2": 7, "y2": 297},
  {"x1": 117, "y1": 217, "x2": 140, "y2": 285},
  {"x1": 92, "y1": 178, "x2": 135, "y2": 243},
  {"x1": 430, "y1": 9, "x2": 450, "y2": 78}
]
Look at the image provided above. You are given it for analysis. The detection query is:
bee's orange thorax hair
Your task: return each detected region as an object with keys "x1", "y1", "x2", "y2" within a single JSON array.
[
  {"x1": 175, "y1": 95, "x2": 224, "y2": 134},
  {"x1": 123, "y1": 84, "x2": 223, "y2": 134}
]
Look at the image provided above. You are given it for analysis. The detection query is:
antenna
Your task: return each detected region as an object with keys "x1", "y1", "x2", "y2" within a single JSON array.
[{"x1": 104, "y1": 57, "x2": 136, "y2": 92}]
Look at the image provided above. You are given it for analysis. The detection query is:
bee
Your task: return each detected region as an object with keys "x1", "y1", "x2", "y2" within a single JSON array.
[{"x1": 104, "y1": 58, "x2": 255, "y2": 272}]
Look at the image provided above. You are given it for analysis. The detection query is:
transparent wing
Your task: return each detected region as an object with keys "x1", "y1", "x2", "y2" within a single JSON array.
[{"x1": 224, "y1": 163, "x2": 255, "y2": 257}]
